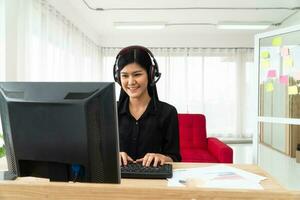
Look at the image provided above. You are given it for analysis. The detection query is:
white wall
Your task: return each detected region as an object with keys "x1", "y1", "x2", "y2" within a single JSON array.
[
  {"x1": 39, "y1": 1, "x2": 300, "y2": 48},
  {"x1": 99, "y1": 33, "x2": 254, "y2": 48},
  {"x1": 46, "y1": 1, "x2": 255, "y2": 48},
  {"x1": 47, "y1": 0, "x2": 100, "y2": 45}
]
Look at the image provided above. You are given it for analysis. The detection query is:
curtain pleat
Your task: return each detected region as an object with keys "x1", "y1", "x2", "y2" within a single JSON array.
[{"x1": 16, "y1": 0, "x2": 102, "y2": 82}]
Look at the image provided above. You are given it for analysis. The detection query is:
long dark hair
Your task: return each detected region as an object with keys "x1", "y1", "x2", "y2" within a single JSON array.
[{"x1": 115, "y1": 47, "x2": 159, "y2": 108}]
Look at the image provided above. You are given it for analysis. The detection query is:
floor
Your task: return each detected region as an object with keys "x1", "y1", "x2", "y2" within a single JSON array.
[
  {"x1": 228, "y1": 143, "x2": 253, "y2": 164},
  {"x1": 0, "y1": 143, "x2": 300, "y2": 190}
]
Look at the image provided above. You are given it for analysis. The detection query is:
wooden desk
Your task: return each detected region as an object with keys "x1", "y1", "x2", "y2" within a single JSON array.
[{"x1": 0, "y1": 163, "x2": 299, "y2": 200}]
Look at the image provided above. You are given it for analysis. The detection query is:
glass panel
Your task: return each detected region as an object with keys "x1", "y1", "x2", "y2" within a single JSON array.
[
  {"x1": 260, "y1": 122, "x2": 300, "y2": 157},
  {"x1": 259, "y1": 122, "x2": 288, "y2": 154},
  {"x1": 259, "y1": 30, "x2": 300, "y2": 118}
]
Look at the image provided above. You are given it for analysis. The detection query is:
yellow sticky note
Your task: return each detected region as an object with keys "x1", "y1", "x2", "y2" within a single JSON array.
[
  {"x1": 261, "y1": 60, "x2": 270, "y2": 68},
  {"x1": 288, "y1": 85, "x2": 298, "y2": 95},
  {"x1": 265, "y1": 82, "x2": 274, "y2": 92},
  {"x1": 261, "y1": 51, "x2": 270, "y2": 59},
  {"x1": 272, "y1": 37, "x2": 282, "y2": 46},
  {"x1": 283, "y1": 56, "x2": 293, "y2": 68}
]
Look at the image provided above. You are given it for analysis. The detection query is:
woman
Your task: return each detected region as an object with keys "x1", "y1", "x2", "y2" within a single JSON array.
[{"x1": 113, "y1": 45, "x2": 181, "y2": 167}]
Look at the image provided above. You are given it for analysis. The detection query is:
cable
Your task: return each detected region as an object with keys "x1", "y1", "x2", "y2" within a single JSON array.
[
  {"x1": 273, "y1": 10, "x2": 300, "y2": 26},
  {"x1": 82, "y1": 0, "x2": 300, "y2": 28},
  {"x1": 82, "y1": 0, "x2": 103, "y2": 11},
  {"x1": 82, "y1": 1, "x2": 300, "y2": 12},
  {"x1": 71, "y1": 164, "x2": 81, "y2": 182}
]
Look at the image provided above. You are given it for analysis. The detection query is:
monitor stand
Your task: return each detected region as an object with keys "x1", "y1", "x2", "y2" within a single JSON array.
[{"x1": 0, "y1": 171, "x2": 17, "y2": 180}]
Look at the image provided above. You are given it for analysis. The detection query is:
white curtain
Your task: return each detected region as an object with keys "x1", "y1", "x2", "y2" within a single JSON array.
[
  {"x1": 102, "y1": 47, "x2": 254, "y2": 139},
  {"x1": 16, "y1": 0, "x2": 102, "y2": 81},
  {"x1": 0, "y1": 0, "x2": 5, "y2": 81}
]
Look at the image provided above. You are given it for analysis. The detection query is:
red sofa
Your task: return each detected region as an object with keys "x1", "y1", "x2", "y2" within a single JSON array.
[{"x1": 178, "y1": 114, "x2": 233, "y2": 163}]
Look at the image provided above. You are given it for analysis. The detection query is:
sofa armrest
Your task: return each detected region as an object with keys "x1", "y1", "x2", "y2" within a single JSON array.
[{"x1": 207, "y1": 137, "x2": 233, "y2": 163}]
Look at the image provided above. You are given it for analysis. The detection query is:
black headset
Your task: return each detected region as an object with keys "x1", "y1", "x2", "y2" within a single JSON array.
[{"x1": 113, "y1": 45, "x2": 161, "y2": 86}]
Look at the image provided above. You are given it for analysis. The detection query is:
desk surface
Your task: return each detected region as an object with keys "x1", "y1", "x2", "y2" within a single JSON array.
[{"x1": 0, "y1": 163, "x2": 299, "y2": 200}]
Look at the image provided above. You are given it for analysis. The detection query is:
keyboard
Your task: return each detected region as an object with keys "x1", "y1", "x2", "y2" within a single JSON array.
[{"x1": 121, "y1": 163, "x2": 173, "y2": 179}]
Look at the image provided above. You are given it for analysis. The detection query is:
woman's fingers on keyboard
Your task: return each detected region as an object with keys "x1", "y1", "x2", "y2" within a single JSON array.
[
  {"x1": 153, "y1": 157, "x2": 160, "y2": 167},
  {"x1": 143, "y1": 153, "x2": 154, "y2": 166},
  {"x1": 160, "y1": 158, "x2": 165, "y2": 166},
  {"x1": 145, "y1": 156, "x2": 154, "y2": 167},
  {"x1": 120, "y1": 152, "x2": 132, "y2": 166},
  {"x1": 127, "y1": 155, "x2": 134, "y2": 163},
  {"x1": 136, "y1": 153, "x2": 168, "y2": 167}
]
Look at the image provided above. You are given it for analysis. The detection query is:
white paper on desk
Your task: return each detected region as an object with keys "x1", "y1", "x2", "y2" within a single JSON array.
[
  {"x1": 168, "y1": 165, "x2": 266, "y2": 190},
  {"x1": 205, "y1": 179, "x2": 263, "y2": 190}
]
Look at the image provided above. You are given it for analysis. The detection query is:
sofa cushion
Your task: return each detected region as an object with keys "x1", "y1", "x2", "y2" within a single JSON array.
[
  {"x1": 178, "y1": 114, "x2": 207, "y2": 150},
  {"x1": 180, "y1": 149, "x2": 218, "y2": 163}
]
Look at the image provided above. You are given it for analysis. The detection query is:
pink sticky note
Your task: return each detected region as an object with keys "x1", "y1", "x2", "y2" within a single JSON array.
[
  {"x1": 281, "y1": 47, "x2": 289, "y2": 57},
  {"x1": 267, "y1": 70, "x2": 276, "y2": 78},
  {"x1": 279, "y1": 75, "x2": 288, "y2": 85}
]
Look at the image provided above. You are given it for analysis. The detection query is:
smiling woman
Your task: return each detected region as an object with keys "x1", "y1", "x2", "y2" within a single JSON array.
[
  {"x1": 114, "y1": 46, "x2": 181, "y2": 167},
  {"x1": 120, "y1": 63, "x2": 150, "y2": 102}
]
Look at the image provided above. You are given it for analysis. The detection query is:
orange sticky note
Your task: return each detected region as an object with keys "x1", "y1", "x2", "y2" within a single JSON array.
[
  {"x1": 272, "y1": 37, "x2": 282, "y2": 46},
  {"x1": 281, "y1": 47, "x2": 289, "y2": 57},
  {"x1": 265, "y1": 82, "x2": 274, "y2": 92},
  {"x1": 261, "y1": 60, "x2": 270, "y2": 68},
  {"x1": 288, "y1": 86, "x2": 298, "y2": 95}
]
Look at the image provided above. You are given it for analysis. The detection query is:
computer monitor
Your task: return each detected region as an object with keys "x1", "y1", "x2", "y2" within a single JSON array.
[{"x1": 0, "y1": 82, "x2": 120, "y2": 183}]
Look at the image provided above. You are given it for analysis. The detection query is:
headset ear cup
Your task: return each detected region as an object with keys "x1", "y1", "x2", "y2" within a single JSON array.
[
  {"x1": 116, "y1": 72, "x2": 121, "y2": 85},
  {"x1": 149, "y1": 64, "x2": 160, "y2": 85},
  {"x1": 149, "y1": 65, "x2": 155, "y2": 85},
  {"x1": 113, "y1": 63, "x2": 121, "y2": 85},
  {"x1": 115, "y1": 72, "x2": 120, "y2": 85}
]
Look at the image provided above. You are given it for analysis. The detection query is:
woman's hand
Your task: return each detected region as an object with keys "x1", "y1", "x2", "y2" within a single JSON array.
[
  {"x1": 136, "y1": 153, "x2": 173, "y2": 167},
  {"x1": 119, "y1": 152, "x2": 134, "y2": 166}
]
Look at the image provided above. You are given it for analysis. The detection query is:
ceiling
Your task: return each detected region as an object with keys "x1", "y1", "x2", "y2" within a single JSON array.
[{"x1": 55, "y1": 0, "x2": 300, "y2": 47}]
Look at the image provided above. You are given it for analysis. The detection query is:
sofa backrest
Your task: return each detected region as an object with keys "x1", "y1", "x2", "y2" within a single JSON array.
[{"x1": 178, "y1": 114, "x2": 208, "y2": 150}]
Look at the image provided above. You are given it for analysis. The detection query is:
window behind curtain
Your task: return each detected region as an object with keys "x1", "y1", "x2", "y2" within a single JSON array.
[
  {"x1": 16, "y1": 0, "x2": 101, "y2": 81},
  {"x1": 102, "y1": 48, "x2": 254, "y2": 139}
]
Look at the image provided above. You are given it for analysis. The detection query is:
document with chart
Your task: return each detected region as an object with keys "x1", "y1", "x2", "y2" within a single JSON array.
[{"x1": 168, "y1": 165, "x2": 266, "y2": 190}]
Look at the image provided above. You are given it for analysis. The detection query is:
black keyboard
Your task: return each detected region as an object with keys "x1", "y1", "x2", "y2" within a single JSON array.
[{"x1": 121, "y1": 163, "x2": 173, "y2": 179}]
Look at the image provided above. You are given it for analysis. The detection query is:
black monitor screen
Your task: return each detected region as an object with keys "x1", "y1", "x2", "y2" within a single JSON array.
[{"x1": 0, "y1": 82, "x2": 120, "y2": 183}]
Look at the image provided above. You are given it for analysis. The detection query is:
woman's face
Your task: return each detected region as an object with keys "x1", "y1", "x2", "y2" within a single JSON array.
[{"x1": 120, "y1": 63, "x2": 149, "y2": 99}]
